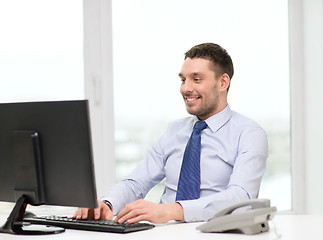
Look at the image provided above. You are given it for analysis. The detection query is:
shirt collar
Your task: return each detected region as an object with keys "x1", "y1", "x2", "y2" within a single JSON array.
[{"x1": 193, "y1": 105, "x2": 233, "y2": 133}]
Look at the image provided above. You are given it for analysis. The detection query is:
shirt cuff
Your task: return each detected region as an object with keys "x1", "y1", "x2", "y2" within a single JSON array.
[{"x1": 177, "y1": 199, "x2": 211, "y2": 222}]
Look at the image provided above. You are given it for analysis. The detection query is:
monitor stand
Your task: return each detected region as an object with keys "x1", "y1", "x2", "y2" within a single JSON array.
[
  {"x1": 0, "y1": 130, "x2": 65, "y2": 235},
  {"x1": 0, "y1": 195, "x2": 65, "y2": 235}
]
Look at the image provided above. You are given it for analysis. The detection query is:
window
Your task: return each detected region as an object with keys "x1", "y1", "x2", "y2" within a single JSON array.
[
  {"x1": 112, "y1": 0, "x2": 291, "y2": 209},
  {"x1": 0, "y1": 0, "x2": 84, "y2": 103},
  {"x1": 0, "y1": 0, "x2": 83, "y2": 213}
]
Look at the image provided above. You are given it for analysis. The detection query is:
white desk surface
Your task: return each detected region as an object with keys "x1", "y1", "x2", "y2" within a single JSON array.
[{"x1": 0, "y1": 214, "x2": 322, "y2": 240}]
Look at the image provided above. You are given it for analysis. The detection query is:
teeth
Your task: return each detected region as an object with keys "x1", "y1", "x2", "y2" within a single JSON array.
[{"x1": 187, "y1": 97, "x2": 197, "y2": 102}]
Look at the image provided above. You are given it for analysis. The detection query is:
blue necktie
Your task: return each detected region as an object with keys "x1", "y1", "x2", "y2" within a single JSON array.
[{"x1": 176, "y1": 121, "x2": 207, "y2": 201}]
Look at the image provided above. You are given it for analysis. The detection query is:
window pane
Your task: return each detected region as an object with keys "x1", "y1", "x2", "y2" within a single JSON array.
[
  {"x1": 112, "y1": 0, "x2": 290, "y2": 210},
  {"x1": 0, "y1": 0, "x2": 84, "y2": 103}
]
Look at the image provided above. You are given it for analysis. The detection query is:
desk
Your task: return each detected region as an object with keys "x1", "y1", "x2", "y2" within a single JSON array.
[{"x1": 0, "y1": 215, "x2": 322, "y2": 240}]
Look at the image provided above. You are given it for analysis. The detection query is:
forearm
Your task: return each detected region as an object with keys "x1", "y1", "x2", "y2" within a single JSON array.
[{"x1": 178, "y1": 186, "x2": 250, "y2": 222}]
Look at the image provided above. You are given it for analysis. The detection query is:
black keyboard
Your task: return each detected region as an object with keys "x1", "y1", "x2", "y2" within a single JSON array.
[{"x1": 23, "y1": 215, "x2": 155, "y2": 233}]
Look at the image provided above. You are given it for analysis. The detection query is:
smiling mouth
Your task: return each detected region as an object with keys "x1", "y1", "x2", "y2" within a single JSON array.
[{"x1": 184, "y1": 96, "x2": 200, "y2": 104}]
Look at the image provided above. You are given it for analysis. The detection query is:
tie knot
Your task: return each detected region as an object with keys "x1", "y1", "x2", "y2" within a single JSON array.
[{"x1": 194, "y1": 121, "x2": 207, "y2": 132}]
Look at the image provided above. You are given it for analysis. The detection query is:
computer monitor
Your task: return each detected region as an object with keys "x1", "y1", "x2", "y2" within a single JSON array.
[{"x1": 0, "y1": 100, "x2": 98, "y2": 234}]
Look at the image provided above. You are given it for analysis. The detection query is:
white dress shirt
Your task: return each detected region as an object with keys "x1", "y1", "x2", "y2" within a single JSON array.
[{"x1": 101, "y1": 105, "x2": 268, "y2": 222}]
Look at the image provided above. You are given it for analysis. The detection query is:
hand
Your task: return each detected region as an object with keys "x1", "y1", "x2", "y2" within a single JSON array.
[
  {"x1": 114, "y1": 199, "x2": 184, "y2": 224},
  {"x1": 73, "y1": 200, "x2": 113, "y2": 220}
]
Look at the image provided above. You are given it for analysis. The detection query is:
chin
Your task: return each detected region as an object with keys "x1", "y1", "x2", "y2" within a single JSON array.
[{"x1": 186, "y1": 108, "x2": 199, "y2": 117}]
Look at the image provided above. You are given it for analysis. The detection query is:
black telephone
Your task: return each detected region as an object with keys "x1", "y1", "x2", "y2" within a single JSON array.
[{"x1": 196, "y1": 199, "x2": 277, "y2": 235}]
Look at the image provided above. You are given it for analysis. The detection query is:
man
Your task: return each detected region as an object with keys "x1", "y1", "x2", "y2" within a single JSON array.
[{"x1": 74, "y1": 43, "x2": 268, "y2": 224}]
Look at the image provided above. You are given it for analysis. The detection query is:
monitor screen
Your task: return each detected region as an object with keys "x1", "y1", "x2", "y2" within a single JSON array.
[{"x1": 0, "y1": 100, "x2": 98, "y2": 220}]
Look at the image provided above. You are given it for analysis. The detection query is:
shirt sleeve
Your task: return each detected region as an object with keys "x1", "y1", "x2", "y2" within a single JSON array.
[
  {"x1": 178, "y1": 126, "x2": 268, "y2": 222},
  {"x1": 100, "y1": 135, "x2": 167, "y2": 215}
]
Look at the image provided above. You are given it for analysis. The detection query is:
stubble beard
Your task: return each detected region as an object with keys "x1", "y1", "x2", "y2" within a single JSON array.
[{"x1": 185, "y1": 97, "x2": 219, "y2": 120}]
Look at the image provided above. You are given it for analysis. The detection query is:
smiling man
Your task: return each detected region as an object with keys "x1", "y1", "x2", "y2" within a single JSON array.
[{"x1": 74, "y1": 43, "x2": 268, "y2": 224}]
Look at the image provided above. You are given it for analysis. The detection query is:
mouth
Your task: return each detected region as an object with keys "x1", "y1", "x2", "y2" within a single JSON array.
[{"x1": 184, "y1": 95, "x2": 200, "y2": 104}]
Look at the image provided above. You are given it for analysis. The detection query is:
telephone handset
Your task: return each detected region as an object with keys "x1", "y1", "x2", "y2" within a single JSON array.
[{"x1": 196, "y1": 199, "x2": 277, "y2": 235}]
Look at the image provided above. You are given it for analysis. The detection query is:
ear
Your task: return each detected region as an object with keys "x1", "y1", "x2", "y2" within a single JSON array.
[{"x1": 219, "y1": 73, "x2": 230, "y2": 92}]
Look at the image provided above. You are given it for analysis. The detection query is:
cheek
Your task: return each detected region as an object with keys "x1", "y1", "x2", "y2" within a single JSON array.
[
  {"x1": 179, "y1": 85, "x2": 184, "y2": 94},
  {"x1": 205, "y1": 84, "x2": 218, "y2": 98}
]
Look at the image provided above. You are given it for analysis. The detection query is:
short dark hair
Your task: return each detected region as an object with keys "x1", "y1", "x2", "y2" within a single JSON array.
[{"x1": 184, "y1": 43, "x2": 234, "y2": 81}]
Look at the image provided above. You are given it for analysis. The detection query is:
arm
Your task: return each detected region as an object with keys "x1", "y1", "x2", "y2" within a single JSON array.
[
  {"x1": 73, "y1": 139, "x2": 167, "y2": 221},
  {"x1": 100, "y1": 150, "x2": 166, "y2": 215},
  {"x1": 74, "y1": 120, "x2": 185, "y2": 222},
  {"x1": 99, "y1": 128, "x2": 170, "y2": 215}
]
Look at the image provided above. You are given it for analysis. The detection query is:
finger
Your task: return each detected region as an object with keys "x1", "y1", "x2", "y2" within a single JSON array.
[
  {"x1": 94, "y1": 207, "x2": 101, "y2": 220},
  {"x1": 73, "y1": 207, "x2": 81, "y2": 217},
  {"x1": 126, "y1": 214, "x2": 147, "y2": 224},
  {"x1": 116, "y1": 207, "x2": 144, "y2": 224},
  {"x1": 116, "y1": 199, "x2": 142, "y2": 218},
  {"x1": 114, "y1": 204, "x2": 132, "y2": 223},
  {"x1": 72, "y1": 209, "x2": 80, "y2": 218},
  {"x1": 92, "y1": 200, "x2": 104, "y2": 219},
  {"x1": 73, "y1": 208, "x2": 89, "y2": 219}
]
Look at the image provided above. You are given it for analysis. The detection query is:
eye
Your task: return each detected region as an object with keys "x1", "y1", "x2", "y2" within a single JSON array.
[{"x1": 193, "y1": 78, "x2": 201, "y2": 82}]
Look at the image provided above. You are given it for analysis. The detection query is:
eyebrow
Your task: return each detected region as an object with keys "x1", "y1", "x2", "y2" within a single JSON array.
[{"x1": 178, "y1": 72, "x2": 204, "y2": 78}]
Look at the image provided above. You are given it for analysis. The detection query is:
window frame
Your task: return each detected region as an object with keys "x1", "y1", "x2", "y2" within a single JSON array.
[
  {"x1": 289, "y1": 0, "x2": 305, "y2": 214},
  {"x1": 83, "y1": 0, "x2": 115, "y2": 197}
]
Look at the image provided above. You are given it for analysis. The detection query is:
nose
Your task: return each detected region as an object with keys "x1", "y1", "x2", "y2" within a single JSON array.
[{"x1": 181, "y1": 79, "x2": 194, "y2": 93}]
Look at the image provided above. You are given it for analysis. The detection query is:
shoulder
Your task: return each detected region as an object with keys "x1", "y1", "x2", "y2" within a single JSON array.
[
  {"x1": 227, "y1": 110, "x2": 267, "y2": 146},
  {"x1": 156, "y1": 116, "x2": 194, "y2": 143},
  {"x1": 166, "y1": 116, "x2": 195, "y2": 131},
  {"x1": 230, "y1": 111, "x2": 268, "y2": 151},
  {"x1": 230, "y1": 111, "x2": 265, "y2": 132},
  {"x1": 152, "y1": 116, "x2": 194, "y2": 152}
]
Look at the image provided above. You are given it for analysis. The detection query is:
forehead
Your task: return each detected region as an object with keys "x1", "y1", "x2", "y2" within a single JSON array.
[{"x1": 179, "y1": 58, "x2": 215, "y2": 76}]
